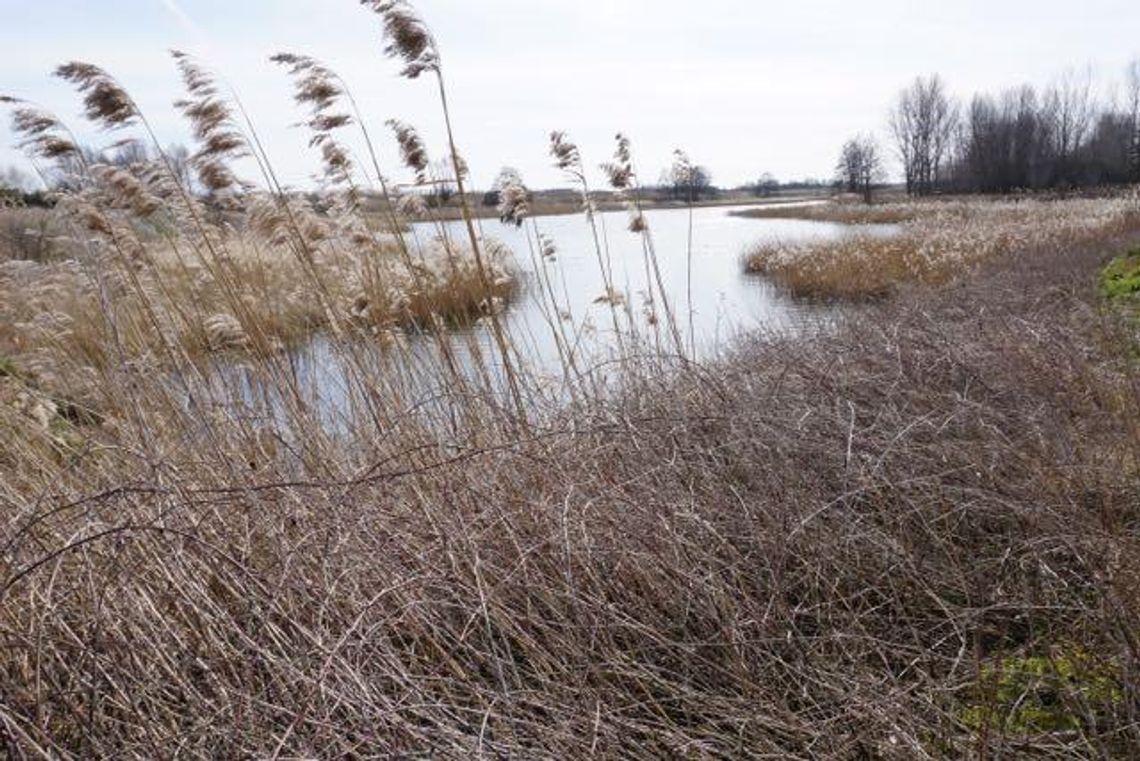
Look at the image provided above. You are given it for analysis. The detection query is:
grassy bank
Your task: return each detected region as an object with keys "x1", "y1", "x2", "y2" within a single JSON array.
[
  {"x1": 416, "y1": 191, "x2": 830, "y2": 223},
  {"x1": 3, "y1": 198, "x2": 1139, "y2": 756},
  {"x1": 744, "y1": 196, "x2": 1140, "y2": 300},
  {"x1": 732, "y1": 197, "x2": 919, "y2": 224}
]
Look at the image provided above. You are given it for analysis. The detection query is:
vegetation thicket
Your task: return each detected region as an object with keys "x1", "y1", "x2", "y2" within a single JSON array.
[{"x1": 1, "y1": 2, "x2": 1139, "y2": 757}]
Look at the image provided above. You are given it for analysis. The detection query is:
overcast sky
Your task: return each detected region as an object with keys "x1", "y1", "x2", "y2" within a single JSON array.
[{"x1": 2, "y1": 0, "x2": 1139, "y2": 191}]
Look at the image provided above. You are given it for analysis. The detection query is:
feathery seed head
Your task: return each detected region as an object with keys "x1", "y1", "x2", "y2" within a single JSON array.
[
  {"x1": 360, "y1": 1, "x2": 440, "y2": 79},
  {"x1": 7, "y1": 106, "x2": 79, "y2": 161},
  {"x1": 602, "y1": 162, "x2": 633, "y2": 190},
  {"x1": 310, "y1": 114, "x2": 353, "y2": 133},
  {"x1": 170, "y1": 51, "x2": 217, "y2": 96},
  {"x1": 396, "y1": 192, "x2": 429, "y2": 219},
  {"x1": 387, "y1": 119, "x2": 429, "y2": 183},
  {"x1": 538, "y1": 233, "x2": 557, "y2": 260},
  {"x1": 271, "y1": 54, "x2": 347, "y2": 114},
  {"x1": 602, "y1": 133, "x2": 636, "y2": 191},
  {"x1": 92, "y1": 164, "x2": 162, "y2": 217},
  {"x1": 272, "y1": 53, "x2": 356, "y2": 184},
  {"x1": 614, "y1": 133, "x2": 632, "y2": 164},
  {"x1": 171, "y1": 51, "x2": 249, "y2": 194},
  {"x1": 494, "y1": 167, "x2": 530, "y2": 227},
  {"x1": 549, "y1": 131, "x2": 581, "y2": 174},
  {"x1": 203, "y1": 313, "x2": 249, "y2": 352},
  {"x1": 320, "y1": 141, "x2": 351, "y2": 175},
  {"x1": 54, "y1": 62, "x2": 138, "y2": 129}
]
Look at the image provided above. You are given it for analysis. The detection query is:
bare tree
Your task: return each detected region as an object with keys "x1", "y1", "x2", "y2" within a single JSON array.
[
  {"x1": 665, "y1": 162, "x2": 714, "y2": 201},
  {"x1": 890, "y1": 75, "x2": 958, "y2": 196},
  {"x1": 1042, "y1": 68, "x2": 1095, "y2": 187},
  {"x1": 167, "y1": 143, "x2": 194, "y2": 192},
  {"x1": 1126, "y1": 58, "x2": 1140, "y2": 181},
  {"x1": 836, "y1": 135, "x2": 883, "y2": 204},
  {"x1": 425, "y1": 158, "x2": 456, "y2": 207},
  {"x1": 959, "y1": 86, "x2": 1046, "y2": 192},
  {"x1": 746, "y1": 172, "x2": 779, "y2": 197},
  {"x1": 108, "y1": 139, "x2": 150, "y2": 168}
]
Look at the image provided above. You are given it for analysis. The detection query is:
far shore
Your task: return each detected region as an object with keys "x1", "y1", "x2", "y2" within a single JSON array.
[{"x1": 396, "y1": 191, "x2": 833, "y2": 223}]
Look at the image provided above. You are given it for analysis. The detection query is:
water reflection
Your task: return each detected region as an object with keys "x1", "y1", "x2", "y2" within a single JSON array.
[{"x1": 215, "y1": 204, "x2": 894, "y2": 429}]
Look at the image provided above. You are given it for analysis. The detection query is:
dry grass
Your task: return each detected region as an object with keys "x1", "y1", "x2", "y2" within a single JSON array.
[
  {"x1": 3, "y1": 2, "x2": 1140, "y2": 756},
  {"x1": 0, "y1": 205, "x2": 66, "y2": 262},
  {"x1": 732, "y1": 197, "x2": 922, "y2": 225},
  {"x1": 0, "y1": 202, "x2": 515, "y2": 377},
  {"x1": 2, "y1": 213, "x2": 1139, "y2": 757},
  {"x1": 745, "y1": 196, "x2": 1140, "y2": 300}
]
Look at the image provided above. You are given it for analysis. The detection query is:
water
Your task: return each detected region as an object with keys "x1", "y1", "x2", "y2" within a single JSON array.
[
  {"x1": 473, "y1": 203, "x2": 855, "y2": 364},
  {"x1": 219, "y1": 204, "x2": 892, "y2": 427}
]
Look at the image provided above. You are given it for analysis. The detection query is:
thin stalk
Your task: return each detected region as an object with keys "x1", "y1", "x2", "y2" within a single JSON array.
[{"x1": 433, "y1": 71, "x2": 527, "y2": 426}]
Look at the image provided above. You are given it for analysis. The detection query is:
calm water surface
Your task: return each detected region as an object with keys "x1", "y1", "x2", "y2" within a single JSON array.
[{"x1": 224, "y1": 204, "x2": 890, "y2": 424}]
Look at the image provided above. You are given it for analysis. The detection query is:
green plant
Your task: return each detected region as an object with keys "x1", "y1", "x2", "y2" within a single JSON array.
[
  {"x1": 963, "y1": 649, "x2": 1124, "y2": 737},
  {"x1": 1100, "y1": 248, "x2": 1140, "y2": 300}
]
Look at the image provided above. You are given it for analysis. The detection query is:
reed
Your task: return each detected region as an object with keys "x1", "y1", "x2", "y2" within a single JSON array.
[
  {"x1": 1, "y1": 2, "x2": 1139, "y2": 757},
  {"x1": 745, "y1": 196, "x2": 1140, "y2": 300}
]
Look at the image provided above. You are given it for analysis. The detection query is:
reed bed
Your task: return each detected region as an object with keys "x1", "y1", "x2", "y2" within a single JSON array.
[
  {"x1": 2, "y1": 1, "x2": 1140, "y2": 757},
  {"x1": 0, "y1": 220, "x2": 515, "y2": 362},
  {"x1": 0, "y1": 205, "x2": 64, "y2": 263},
  {"x1": 745, "y1": 196, "x2": 1140, "y2": 299},
  {"x1": 2, "y1": 204, "x2": 1139, "y2": 758},
  {"x1": 733, "y1": 199, "x2": 922, "y2": 225}
]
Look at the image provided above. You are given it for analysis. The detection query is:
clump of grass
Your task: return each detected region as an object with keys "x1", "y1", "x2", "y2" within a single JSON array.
[
  {"x1": 0, "y1": 354, "x2": 19, "y2": 378},
  {"x1": 746, "y1": 232, "x2": 923, "y2": 299},
  {"x1": 745, "y1": 197, "x2": 1140, "y2": 300},
  {"x1": 733, "y1": 198, "x2": 925, "y2": 224},
  {"x1": 962, "y1": 648, "x2": 1124, "y2": 738},
  {"x1": 0, "y1": 205, "x2": 65, "y2": 262},
  {"x1": 1100, "y1": 247, "x2": 1140, "y2": 300},
  {"x1": 0, "y1": 223, "x2": 516, "y2": 371}
]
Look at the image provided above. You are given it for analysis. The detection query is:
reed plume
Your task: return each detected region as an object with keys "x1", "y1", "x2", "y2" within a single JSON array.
[
  {"x1": 494, "y1": 166, "x2": 529, "y2": 227},
  {"x1": 359, "y1": 0, "x2": 440, "y2": 79},
  {"x1": 603, "y1": 133, "x2": 684, "y2": 355},
  {"x1": 270, "y1": 53, "x2": 357, "y2": 189},
  {"x1": 386, "y1": 119, "x2": 429, "y2": 184},
  {"x1": 53, "y1": 62, "x2": 138, "y2": 130},
  {"x1": 671, "y1": 149, "x2": 697, "y2": 357},
  {"x1": 360, "y1": 0, "x2": 528, "y2": 425},
  {"x1": 3, "y1": 100, "x2": 79, "y2": 163},
  {"x1": 171, "y1": 51, "x2": 249, "y2": 194}
]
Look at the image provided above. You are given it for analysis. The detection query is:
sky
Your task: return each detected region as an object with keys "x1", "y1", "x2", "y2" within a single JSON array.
[{"x1": 1, "y1": 0, "x2": 1139, "y2": 191}]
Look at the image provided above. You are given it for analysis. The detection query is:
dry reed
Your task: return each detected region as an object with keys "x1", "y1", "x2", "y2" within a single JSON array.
[
  {"x1": 1, "y1": 2, "x2": 1139, "y2": 757},
  {"x1": 745, "y1": 196, "x2": 1140, "y2": 300}
]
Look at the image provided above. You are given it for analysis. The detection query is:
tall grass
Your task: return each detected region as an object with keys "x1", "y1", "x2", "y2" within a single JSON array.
[
  {"x1": 745, "y1": 197, "x2": 1140, "y2": 300},
  {"x1": 1, "y1": 2, "x2": 1140, "y2": 757}
]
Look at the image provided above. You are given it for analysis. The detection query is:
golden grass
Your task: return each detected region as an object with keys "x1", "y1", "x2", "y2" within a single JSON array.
[
  {"x1": 732, "y1": 198, "x2": 922, "y2": 224},
  {"x1": 0, "y1": 203, "x2": 516, "y2": 376},
  {"x1": 745, "y1": 196, "x2": 1140, "y2": 299}
]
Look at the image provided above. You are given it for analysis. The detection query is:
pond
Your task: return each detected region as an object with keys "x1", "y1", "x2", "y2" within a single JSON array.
[{"x1": 222, "y1": 204, "x2": 893, "y2": 426}]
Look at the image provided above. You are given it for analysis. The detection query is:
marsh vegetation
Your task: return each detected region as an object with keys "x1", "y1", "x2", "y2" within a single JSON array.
[{"x1": 1, "y1": 1, "x2": 1139, "y2": 758}]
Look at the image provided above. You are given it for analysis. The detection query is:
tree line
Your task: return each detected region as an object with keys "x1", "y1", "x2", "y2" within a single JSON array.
[{"x1": 837, "y1": 60, "x2": 1140, "y2": 199}]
